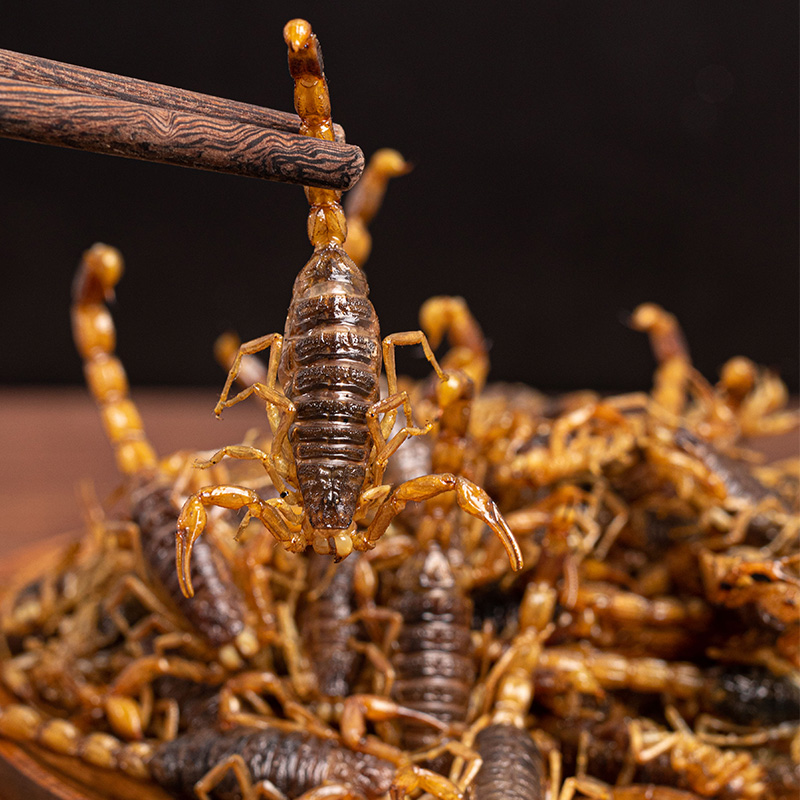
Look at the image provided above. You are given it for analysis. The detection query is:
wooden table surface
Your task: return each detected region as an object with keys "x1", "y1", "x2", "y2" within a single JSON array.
[
  {"x1": 0, "y1": 387, "x2": 270, "y2": 577},
  {"x1": 2, "y1": 386, "x2": 797, "y2": 575}
]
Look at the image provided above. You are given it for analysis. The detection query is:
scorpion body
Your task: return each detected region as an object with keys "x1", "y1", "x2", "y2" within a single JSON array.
[
  {"x1": 471, "y1": 723, "x2": 545, "y2": 800},
  {"x1": 72, "y1": 243, "x2": 254, "y2": 659},
  {"x1": 700, "y1": 663, "x2": 800, "y2": 727},
  {"x1": 278, "y1": 244, "x2": 381, "y2": 535},
  {"x1": 131, "y1": 482, "x2": 247, "y2": 651},
  {"x1": 0, "y1": 703, "x2": 395, "y2": 799},
  {"x1": 629, "y1": 708, "x2": 768, "y2": 799},
  {"x1": 299, "y1": 552, "x2": 365, "y2": 698},
  {"x1": 150, "y1": 726, "x2": 394, "y2": 800},
  {"x1": 175, "y1": 20, "x2": 521, "y2": 594},
  {"x1": 389, "y1": 543, "x2": 475, "y2": 752}
]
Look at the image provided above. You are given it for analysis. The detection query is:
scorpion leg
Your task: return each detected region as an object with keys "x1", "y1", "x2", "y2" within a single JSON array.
[
  {"x1": 215, "y1": 331, "x2": 270, "y2": 388},
  {"x1": 176, "y1": 486, "x2": 305, "y2": 597},
  {"x1": 218, "y1": 670, "x2": 336, "y2": 739},
  {"x1": 366, "y1": 391, "x2": 435, "y2": 483},
  {"x1": 340, "y1": 696, "x2": 464, "y2": 800},
  {"x1": 197, "y1": 443, "x2": 298, "y2": 502},
  {"x1": 193, "y1": 753, "x2": 288, "y2": 800},
  {"x1": 214, "y1": 331, "x2": 285, "y2": 430},
  {"x1": 213, "y1": 335, "x2": 303, "y2": 492},
  {"x1": 380, "y1": 330, "x2": 447, "y2": 438},
  {"x1": 359, "y1": 474, "x2": 522, "y2": 571},
  {"x1": 102, "y1": 572, "x2": 186, "y2": 641},
  {"x1": 419, "y1": 295, "x2": 490, "y2": 393},
  {"x1": 340, "y1": 694, "x2": 454, "y2": 756}
]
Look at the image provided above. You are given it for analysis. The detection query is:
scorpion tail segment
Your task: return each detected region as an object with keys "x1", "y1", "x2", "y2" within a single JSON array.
[
  {"x1": 284, "y1": 19, "x2": 331, "y2": 141},
  {"x1": 629, "y1": 303, "x2": 690, "y2": 365},
  {"x1": 0, "y1": 703, "x2": 154, "y2": 781},
  {"x1": 71, "y1": 243, "x2": 158, "y2": 478},
  {"x1": 284, "y1": 19, "x2": 347, "y2": 249},
  {"x1": 344, "y1": 149, "x2": 412, "y2": 268}
]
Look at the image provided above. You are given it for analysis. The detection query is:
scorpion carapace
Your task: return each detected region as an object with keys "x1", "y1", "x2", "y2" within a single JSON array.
[{"x1": 175, "y1": 19, "x2": 522, "y2": 596}]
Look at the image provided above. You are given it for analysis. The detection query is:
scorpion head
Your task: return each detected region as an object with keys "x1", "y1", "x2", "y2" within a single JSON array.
[{"x1": 306, "y1": 518, "x2": 358, "y2": 560}]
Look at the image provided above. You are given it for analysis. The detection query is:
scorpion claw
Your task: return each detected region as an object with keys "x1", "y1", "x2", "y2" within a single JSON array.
[{"x1": 175, "y1": 528, "x2": 195, "y2": 598}]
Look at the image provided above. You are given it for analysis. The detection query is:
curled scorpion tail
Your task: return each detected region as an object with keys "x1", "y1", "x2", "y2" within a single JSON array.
[
  {"x1": 0, "y1": 702, "x2": 155, "y2": 782},
  {"x1": 344, "y1": 148, "x2": 412, "y2": 269},
  {"x1": 71, "y1": 243, "x2": 158, "y2": 478}
]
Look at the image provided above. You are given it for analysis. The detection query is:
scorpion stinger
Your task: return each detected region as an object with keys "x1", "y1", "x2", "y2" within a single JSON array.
[{"x1": 176, "y1": 19, "x2": 522, "y2": 597}]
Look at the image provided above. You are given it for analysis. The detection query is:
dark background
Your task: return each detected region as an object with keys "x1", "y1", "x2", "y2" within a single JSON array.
[{"x1": 2, "y1": 2, "x2": 797, "y2": 393}]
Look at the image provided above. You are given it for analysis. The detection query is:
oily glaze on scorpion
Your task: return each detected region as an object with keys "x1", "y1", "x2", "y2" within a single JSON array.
[
  {"x1": 72, "y1": 242, "x2": 256, "y2": 662},
  {"x1": 175, "y1": 19, "x2": 521, "y2": 597},
  {"x1": 0, "y1": 703, "x2": 394, "y2": 800}
]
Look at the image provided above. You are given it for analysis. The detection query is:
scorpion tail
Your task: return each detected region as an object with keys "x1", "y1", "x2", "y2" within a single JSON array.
[
  {"x1": 71, "y1": 243, "x2": 158, "y2": 477},
  {"x1": 284, "y1": 19, "x2": 348, "y2": 251},
  {"x1": 344, "y1": 148, "x2": 412, "y2": 268},
  {"x1": 0, "y1": 702, "x2": 155, "y2": 782}
]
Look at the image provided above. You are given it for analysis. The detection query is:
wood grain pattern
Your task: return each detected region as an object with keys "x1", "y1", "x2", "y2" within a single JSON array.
[
  {"x1": 0, "y1": 48, "x2": 346, "y2": 141},
  {"x1": 0, "y1": 77, "x2": 363, "y2": 189}
]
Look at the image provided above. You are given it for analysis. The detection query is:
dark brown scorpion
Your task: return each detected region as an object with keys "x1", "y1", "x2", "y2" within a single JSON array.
[{"x1": 174, "y1": 18, "x2": 521, "y2": 597}]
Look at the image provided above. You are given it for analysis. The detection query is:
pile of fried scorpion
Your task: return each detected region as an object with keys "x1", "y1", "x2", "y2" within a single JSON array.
[{"x1": 1, "y1": 19, "x2": 799, "y2": 800}]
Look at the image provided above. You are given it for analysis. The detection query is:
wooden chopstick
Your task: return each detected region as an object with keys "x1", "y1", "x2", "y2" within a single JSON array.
[{"x1": 0, "y1": 49, "x2": 362, "y2": 190}]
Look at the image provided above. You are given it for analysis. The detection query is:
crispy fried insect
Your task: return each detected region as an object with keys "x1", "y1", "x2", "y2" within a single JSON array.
[
  {"x1": 72, "y1": 243, "x2": 256, "y2": 664},
  {"x1": 151, "y1": 725, "x2": 399, "y2": 800},
  {"x1": 698, "y1": 663, "x2": 800, "y2": 728},
  {"x1": 175, "y1": 20, "x2": 521, "y2": 594},
  {"x1": 504, "y1": 483, "x2": 630, "y2": 606},
  {"x1": 671, "y1": 428, "x2": 796, "y2": 547},
  {"x1": 534, "y1": 646, "x2": 703, "y2": 702},
  {"x1": 700, "y1": 547, "x2": 800, "y2": 665},
  {"x1": 471, "y1": 723, "x2": 546, "y2": 800},
  {"x1": 716, "y1": 356, "x2": 800, "y2": 438},
  {"x1": 539, "y1": 708, "x2": 705, "y2": 800},
  {"x1": 293, "y1": 552, "x2": 400, "y2": 710},
  {"x1": 632, "y1": 303, "x2": 799, "y2": 448},
  {"x1": 629, "y1": 303, "x2": 700, "y2": 420},
  {"x1": 343, "y1": 148, "x2": 411, "y2": 269},
  {"x1": 0, "y1": 698, "x2": 466, "y2": 800},
  {"x1": 495, "y1": 396, "x2": 644, "y2": 490},
  {"x1": 629, "y1": 707, "x2": 767, "y2": 799},
  {"x1": 387, "y1": 542, "x2": 476, "y2": 752}
]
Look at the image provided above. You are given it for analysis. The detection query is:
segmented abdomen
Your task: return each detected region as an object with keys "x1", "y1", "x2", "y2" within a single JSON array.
[
  {"x1": 472, "y1": 724, "x2": 545, "y2": 800},
  {"x1": 390, "y1": 546, "x2": 475, "y2": 751},
  {"x1": 131, "y1": 482, "x2": 247, "y2": 649},
  {"x1": 279, "y1": 244, "x2": 381, "y2": 531},
  {"x1": 300, "y1": 553, "x2": 364, "y2": 697},
  {"x1": 149, "y1": 726, "x2": 395, "y2": 800}
]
